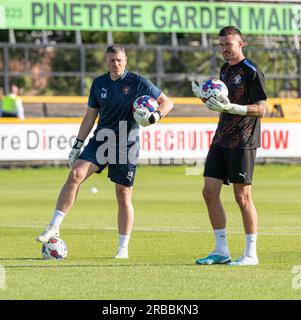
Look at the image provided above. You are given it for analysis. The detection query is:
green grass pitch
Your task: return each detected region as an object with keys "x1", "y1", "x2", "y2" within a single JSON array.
[{"x1": 0, "y1": 164, "x2": 301, "y2": 300}]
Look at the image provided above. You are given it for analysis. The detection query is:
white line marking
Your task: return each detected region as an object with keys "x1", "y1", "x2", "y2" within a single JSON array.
[{"x1": 0, "y1": 224, "x2": 301, "y2": 236}]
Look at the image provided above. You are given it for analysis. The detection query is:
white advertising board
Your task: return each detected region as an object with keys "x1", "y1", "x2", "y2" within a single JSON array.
[{"x1": 0, "y1": 122, "x2": 300, "y2": 161}]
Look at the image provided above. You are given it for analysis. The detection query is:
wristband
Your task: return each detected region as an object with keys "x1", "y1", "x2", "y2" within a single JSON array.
[
  {"x1": 148, "y1": 110, "x2": 163, "y2": 124},
  {"x1": 73, "y1": 138, "x2": 83, "y2": 149},
  {"x1": 156, "y1": 110, "x2": 163, "y2": 119},
  {"x1": 230, "y1": 104, "x2": 248, "y2": 116}
]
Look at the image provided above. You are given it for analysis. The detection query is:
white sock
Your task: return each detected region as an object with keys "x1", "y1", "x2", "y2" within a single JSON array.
[
  {"x1": 50, "y1": 210, "x2": 66, "y2": 227},
  {"x1": 245, "y1": 234, "x2": 257, "y2": 257},
  {"x1": 119, "y1": 234, "x2": 130, "y2": 249},
  {"x1": 214, "y1": 228, "x2": 229, "y2": 256}
]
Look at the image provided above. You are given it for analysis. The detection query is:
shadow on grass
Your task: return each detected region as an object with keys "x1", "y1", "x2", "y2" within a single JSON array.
[{"x1": 1, "y1": 257, "x2": 196, "y2": 269}]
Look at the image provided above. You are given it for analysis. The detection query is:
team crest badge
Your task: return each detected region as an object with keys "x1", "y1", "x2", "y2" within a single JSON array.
[
  {"x1": 122, "y1": 86, "x2": 131, "y2": 94},
  {"x1": 233, "y1": 74, "x2": 242, "y2": 84}
]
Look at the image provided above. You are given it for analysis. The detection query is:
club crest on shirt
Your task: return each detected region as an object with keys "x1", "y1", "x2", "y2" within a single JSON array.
[
  {"x1": 122, "y1": 86, "x2": 131, "y2": 94},
  {"x1": 233, "y1": 74, "x2": 242, "y2": 84},
  {"x1": 100, "y1": 88, "x2": 108, "y2": 99}
]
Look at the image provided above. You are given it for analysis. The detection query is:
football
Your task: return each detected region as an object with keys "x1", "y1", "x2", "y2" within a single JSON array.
[
  {"x1": 132, "y1": 95, "x2": 158, "y2": 126},
  {"x1": 199, "y1": 79, "x2": 228, "y2": 103},
  {"x1": 41, "y1": 237, "x2": 68, "y2": 260}
]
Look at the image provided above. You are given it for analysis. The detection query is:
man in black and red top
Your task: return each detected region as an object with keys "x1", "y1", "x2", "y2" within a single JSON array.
[{"x1": 192, "y1": 26, "x2": 267, "y2": 266}]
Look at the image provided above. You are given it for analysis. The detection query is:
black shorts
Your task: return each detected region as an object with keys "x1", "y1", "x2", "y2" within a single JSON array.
[{"x1": 204, "y1": 144, "x2": 257, "y2": 185}]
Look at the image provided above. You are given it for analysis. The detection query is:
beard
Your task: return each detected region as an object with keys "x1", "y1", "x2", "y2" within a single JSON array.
[{"x1": 223, "y1": 52, "x2": 233, "y2": 61}]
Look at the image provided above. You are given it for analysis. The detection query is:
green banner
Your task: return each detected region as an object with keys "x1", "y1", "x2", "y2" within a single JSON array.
[{"x1": 0, "y1": 0, "x2": 301, "y2": 35}]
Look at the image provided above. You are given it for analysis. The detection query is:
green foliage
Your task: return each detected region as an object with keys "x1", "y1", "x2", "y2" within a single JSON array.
[
  {"x1": 85, "y1": 49, "x2": 106, "y2": 74},
  {"x1": 52, "y1": 49, "x2": 80, "y2": 72},
  {"x1": 0, "y1": 30, "x2": 8, "y2": 42},
  {"x1": 47, "y1": 77, "x2": 81, "y2": 96},
  {"x1": 1, "y1": 30, "x2": 300, "y2": 97},
  {"x1": 81, "y1": 31, "x2": 107, "y2": 44}
]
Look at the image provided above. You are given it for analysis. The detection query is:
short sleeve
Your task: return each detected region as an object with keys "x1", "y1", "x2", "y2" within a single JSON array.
[
  {"x1": 88, "y1": 80, "x2": 98, "y2": 108},
  {"x1": 137, "y1": 76, "x2": 161, "y2": 100},
  {"x1": 248, "y1": 69, "x2": 267, "y2": 102}
]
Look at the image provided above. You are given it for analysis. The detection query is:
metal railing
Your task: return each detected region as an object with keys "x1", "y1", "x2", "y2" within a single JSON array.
[{"x1": 1, "y1": 42, "x2": 301, "y2": 97}]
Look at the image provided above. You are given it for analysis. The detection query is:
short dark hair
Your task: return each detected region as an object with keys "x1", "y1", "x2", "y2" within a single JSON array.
[
  {"x1": 219, "y1": 26, "x2": 242, "y2": 39},
  {"x1": 106, "y1": 44, "x2": 126, "y2": 55}
]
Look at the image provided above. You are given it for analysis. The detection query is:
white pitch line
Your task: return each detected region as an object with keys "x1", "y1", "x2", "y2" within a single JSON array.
[{"x1": 0, "y1": 224, "x2": 301, "y2": 236}]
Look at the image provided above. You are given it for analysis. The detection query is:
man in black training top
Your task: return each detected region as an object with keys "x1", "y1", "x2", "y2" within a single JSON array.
[{"x1": 192, "y1": 26, "x2": 267, "y2": 266}]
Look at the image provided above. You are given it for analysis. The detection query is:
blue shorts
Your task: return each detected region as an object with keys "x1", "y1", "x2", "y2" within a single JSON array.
[{"x1": 79, "y1": 136, "x2": 138, "y2": 187}]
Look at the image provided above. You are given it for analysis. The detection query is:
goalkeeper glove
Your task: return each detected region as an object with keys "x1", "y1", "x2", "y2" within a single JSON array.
[
  {"x1": 68, "y1": 138, "x2": 83, "y2": 169},
  {"x1": 206, "y1": 96, "x2": 248, "y2": 115},
  {"x1": 135, "y1": 109, "x2": 163, "y2": 127},
  {"x1": 191, "y1": 80, "x2": 204, "y2": 99}
]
